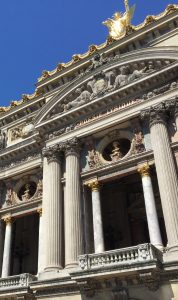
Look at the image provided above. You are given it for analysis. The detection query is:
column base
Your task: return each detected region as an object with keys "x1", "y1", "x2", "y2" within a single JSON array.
[
  {"x1": 65, "y1": 262, "x2": 79, "y2": 269},
  {"x1": 38, "y1": 269, "x2": 68, "y2": 280},
  {"x1": 163, "y1": 246, "x2": 178, "y2": 263},
  {"x1": 154, "y1": 244, "x2": 164, "y2": 251}
]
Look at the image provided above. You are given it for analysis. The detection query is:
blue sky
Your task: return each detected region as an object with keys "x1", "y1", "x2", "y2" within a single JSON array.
[{"x1": 0, "y1": 0, "x2": 177, "y2": 106}]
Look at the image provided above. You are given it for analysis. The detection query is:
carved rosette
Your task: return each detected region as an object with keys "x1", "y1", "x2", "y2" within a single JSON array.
[
  {"x1": 43, "y1": 146, "x2": 63, "y2": 164},
  {"x1": 64, "y1": 138, "x2": 80, "y2": 157}
]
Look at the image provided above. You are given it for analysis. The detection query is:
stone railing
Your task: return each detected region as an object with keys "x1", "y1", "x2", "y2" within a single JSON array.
[
  {"x1": 79, "y1": 244, "x2": 162, "y2": 270},
  {"x1": 0, "y1": 273, "x2": 36, "y2": 289}
]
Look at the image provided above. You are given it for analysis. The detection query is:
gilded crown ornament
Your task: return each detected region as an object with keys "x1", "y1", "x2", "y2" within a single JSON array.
[{"x1": 102, "y1": 0, "x2": 136, "y2": 40}]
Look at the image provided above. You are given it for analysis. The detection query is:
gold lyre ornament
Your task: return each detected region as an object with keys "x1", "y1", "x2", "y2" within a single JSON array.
[{"x1": 103, "y1": 0, "x2": 136, "y2": 40}]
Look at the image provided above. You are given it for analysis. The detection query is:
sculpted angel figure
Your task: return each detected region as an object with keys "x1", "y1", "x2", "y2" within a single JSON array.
[{"x1": 103, "y1": 0, "x2": 136, "y2": 39}]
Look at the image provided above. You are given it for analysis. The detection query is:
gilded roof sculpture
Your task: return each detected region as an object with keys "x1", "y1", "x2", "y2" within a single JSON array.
[{"x1": 102, "y1": 0, "x2": 136, "y2": 40}]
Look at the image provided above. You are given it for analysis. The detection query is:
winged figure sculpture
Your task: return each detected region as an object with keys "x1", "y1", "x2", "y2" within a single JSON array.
[{"x1": 103, "y1": 0, "x2": 136, "y2": 39}]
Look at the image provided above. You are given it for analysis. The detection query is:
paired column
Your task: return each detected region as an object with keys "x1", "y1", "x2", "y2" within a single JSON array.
[
  {"x1": 138, "y1": 164, "x2": 163, "y2": 249},
  {"x1": 1, "y1": 216, "x2": 12, "y2": 278},
  {"x1": 42, "y1": 147, "x2": 63, "y2": 271},
  {"x1": 64, "y1": 139, "x2": 83, "y2": 268},
  {"x1": 142, "y1": 103, "x2": 178, "y2": 252},
  {"x1": 87, "y1": 180, "x2": 105, "y2": 253}
]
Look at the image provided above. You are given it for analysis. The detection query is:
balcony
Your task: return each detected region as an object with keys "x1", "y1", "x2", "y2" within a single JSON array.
[
  {"x1": 78, "y1": 244, "x2": 162, "y2": 272},
  {"x1": 0, "y1": 273, "x2": 36, "y2": 291}
]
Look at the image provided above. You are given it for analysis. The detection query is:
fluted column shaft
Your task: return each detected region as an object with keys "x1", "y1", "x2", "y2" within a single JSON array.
[
  {"x1": 43, "y1": 149, "x2": 63, "y2": 271},
  {"x1": 88, "y1": 181, "x2": 105, "y2": 253},
  {"x1": 138, "y1": 164, "x2": 163, "y2": 249},
  {"x1": 149, "y1": 111, "x2": 178, "y2": 251},
  {"x1": 1, "y1": 217, "x2": 12, "y2": 278},
  {"x1": 65, "y1": 142, "x2": 83, "y2": 268}
]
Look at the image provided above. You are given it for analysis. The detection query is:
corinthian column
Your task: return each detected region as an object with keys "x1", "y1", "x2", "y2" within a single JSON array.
[
  {"x1": 1, "y1": 216, "x2": 13, "y2": 278},
  {"x1": 87, "y1": 180, "x2": 105, "y2": 253},
  {"x1": 138, "y1": 164, "x2": 163, "y2": 249},
  {"x1": 64, "y1": 138, "x2": 83, "y2": 268},
  {"x1": 142, "y1": 103, "x2": 178, "y2": 252},
  {"x1": 42, "y1": 147, "x2": 63, "y2": 272}
]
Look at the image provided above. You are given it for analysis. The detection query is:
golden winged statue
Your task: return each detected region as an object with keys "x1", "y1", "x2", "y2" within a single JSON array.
[{"x1": 103, "y1": 0, "x2": 136, "y2": 39}]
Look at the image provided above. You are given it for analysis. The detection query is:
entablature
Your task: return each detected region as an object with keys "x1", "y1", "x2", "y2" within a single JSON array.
[
  {"x1": 0, "y1": 197, "x2": 42, "y2": 219},
  {"x1": 46, "y1": 87, "x2": 178, "y2": 149}
]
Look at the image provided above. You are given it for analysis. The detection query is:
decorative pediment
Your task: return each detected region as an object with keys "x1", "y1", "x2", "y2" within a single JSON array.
[{"x1": 34, "y1": 48, "x2": 178, "y2": 128}]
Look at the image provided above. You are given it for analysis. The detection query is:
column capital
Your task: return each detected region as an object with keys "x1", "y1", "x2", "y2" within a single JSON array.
[
  {"x1": 2, "y1": 215, "x2": 12, "y2": 225},
  {"x1": 87, "y1": 180, "x2": 100, "y2": 192},
  {"x1": 138, "y1": 163, "x2": 150, "y2": 177},
  {"x1": 37, "y1": 207, "x2": 42, "y2": 217},
  {"x1": 64, "y1": 138, "x2": 81, "y2": 157},
  {"x1": 141, "y1": 102, "x2": 168, "y2": 128},
  {"x1": 42, "y1": 146, "x2": 63, "y2": 164}
]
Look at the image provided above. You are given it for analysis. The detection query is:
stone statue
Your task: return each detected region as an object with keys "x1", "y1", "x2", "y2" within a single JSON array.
[
  {"x1": 114, "y1": 66, "x2": 130, "y2": 88},
  {"x1": 88, "y1": 72, "x2": 108, "y2": 99},
  {"x1": 128, "y1": 63, "x2": 155, "y2": 82},
  {"x1": 105, "y1": 70, "x2": 116, "y2": 90},
  {"x1": 110, "y1": 141, "x2": 123, "y2": 162},
  {"x1": 102, "y1": 0, "x2": 136, "y2": 40},
  {"x1": 87, "y1": 53, "x2": 107, "y2": 71},
  {"x1": 63, "y1": 87, "x2": 91, "y2": 111}
]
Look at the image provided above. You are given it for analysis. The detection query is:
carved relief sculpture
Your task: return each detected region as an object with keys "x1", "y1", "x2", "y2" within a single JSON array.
[
  {"x1": 88, "y1": 72, "x2": 108, "y2": 99},
  {"x1": 63, "y1": 87, "x2": 91, "y2": 111},
  {"x1": 87, "y1": 149, "x2": 102, "y2": 169}
]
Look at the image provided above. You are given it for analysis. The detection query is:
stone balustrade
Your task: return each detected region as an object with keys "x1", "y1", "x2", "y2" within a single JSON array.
[
  {"x1": 79, "y1": 244, "x2": 162, "y2": 270},
  {"x1": 0, "y1": 273, "x2": 36, "y2": 289}
]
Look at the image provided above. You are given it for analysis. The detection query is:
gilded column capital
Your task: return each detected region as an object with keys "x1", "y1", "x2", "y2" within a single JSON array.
[
  {"x1": 138, "y1": 163, "x2": 150, "y2": 177},
  {"x1": 37, "y1": 207, "x2": 42, "y2": 217},
  {"x1": 64, "y1": 137, "x2": 81, "y2": 157},
  {"x1": 2, "y1": 216, "x2": 12, "y2": 225},
  {"x1": 42, "y1": 145, "x2": 63, "y2": 164},
  {"x1": 87, "y1": 180, "x2": 100, "y2": 192},
  {"x1": 141, "y1": 102, "x2": 168, "y2": 128}
]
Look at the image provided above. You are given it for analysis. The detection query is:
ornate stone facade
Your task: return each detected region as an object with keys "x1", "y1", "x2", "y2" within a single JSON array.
[{"x1": 0, "y1": 3, "x2": 178, "y2": 300}]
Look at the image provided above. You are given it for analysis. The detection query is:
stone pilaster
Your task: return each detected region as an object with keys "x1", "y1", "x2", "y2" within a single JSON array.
[
  {"x1": 1, "y1": 216, "x2": 13, "y2": 278},
  {"x1": 138, "y1": 164, "x2": 163, "y2": 249},
  {"x1": 87, "y1": 180, "x2": 105, "y2": 253},
  {"x1": 141, "y1": 103, "x2": 178, "y2": 252},
  {"x1": 64, "y1": 138, "x2": 83, "y2": 268},
  {"x1": 42, "y1": 147, "x2": 63, "y2": 272}
]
